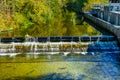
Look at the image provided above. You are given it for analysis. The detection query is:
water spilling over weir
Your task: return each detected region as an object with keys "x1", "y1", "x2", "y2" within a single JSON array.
[
  {"x1": 0, "y1": 25, "x2": 120, "y2": 80},
  {"x1": 0, "y1": 36, "x2": 119, "y2": 57}
]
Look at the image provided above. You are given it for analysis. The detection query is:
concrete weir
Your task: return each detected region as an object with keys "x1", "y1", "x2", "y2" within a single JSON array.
[
  {"x1": 84, "y1": 13, "x2": 120, "y2": 43},
  {"x1": 0, "y1": 36, "x2": 117, "y2": 56}
]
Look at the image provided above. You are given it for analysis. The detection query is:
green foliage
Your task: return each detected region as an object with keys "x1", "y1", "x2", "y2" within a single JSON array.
[
  {"x1": 0, "y1": 0, "x2": 102, "y2": 37},
  {"x1": 0, "y1": 14, "x2": 6, "y2": 30}
]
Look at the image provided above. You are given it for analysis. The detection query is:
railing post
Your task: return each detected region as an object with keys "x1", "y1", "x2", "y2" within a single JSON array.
[
  {"x1": 115, "y1": 13, "x2": 118, "y2": 25},
  {"x1": 100, "y1": 11, "x2": 103, "y2": 19},
  {"x1": 98, "y1": 11, "x2": 100, "y2": 18},
  {"x1": 108, "y1": 12, "x2": 111, "y2": 22}
]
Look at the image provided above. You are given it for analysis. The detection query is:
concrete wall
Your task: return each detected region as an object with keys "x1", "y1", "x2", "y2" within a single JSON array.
[
  {"x1": 96, "y1": 10, "x2": 120, "y2": 26},
  {"x1": 84, "y1": 13, "x2": 120, "y2": 42},
  {"x1": 103, "y1": 11, "x2": 109, "y2": 21}
]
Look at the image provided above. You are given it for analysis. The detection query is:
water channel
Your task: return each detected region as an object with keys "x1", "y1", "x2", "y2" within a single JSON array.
[{"x1": 0, "y1": 19, "x2": 120, "y2": 80}]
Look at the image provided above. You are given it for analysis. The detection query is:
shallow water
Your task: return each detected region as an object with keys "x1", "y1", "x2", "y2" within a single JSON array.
[
  {"x1": 0, "y1": 52, "x2": 120, "y2": 80},
  {"x1": 0, "y1": 20, "x2": 120, "y2": 80}
]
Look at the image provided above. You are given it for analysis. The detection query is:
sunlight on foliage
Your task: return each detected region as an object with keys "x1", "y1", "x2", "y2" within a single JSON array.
[{"x1": 0, "y1": 0, "x2": 103, "y2": 37}]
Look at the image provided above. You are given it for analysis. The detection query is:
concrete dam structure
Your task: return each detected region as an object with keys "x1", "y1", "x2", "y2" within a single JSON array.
[
  {"x1": 84, "y1": 11, "x2": 120, "y2": 43},
  {"x1": 0, "y1": 36, "x2": 119, "y2": 57},
  {"x1": 84, "y1": 0, "x2": 120, "y2": 43}
]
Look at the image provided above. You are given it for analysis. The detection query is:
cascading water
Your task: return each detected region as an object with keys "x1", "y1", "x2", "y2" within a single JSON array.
[
  {"x1": 12, "y1": 42, "x2": 15, "y2": 53},
  {"x1": 87, "y1": 41, "x2": 120, "y2": 53},
  {"x1": 42, "y1": 42, "x2": 47, "y2": 53},
  {"x1": 0, "y1": 36, "x2": 119, "y2": 58},
  {"x1": 30, "y1": 38, "x2": 34, "y2": 52},
  {"x1": 34, "y1": 39, "x2": 38, "y2": 53},
  {"x1": 70, "y1": 41, "x2": 73, "y2": 53},
  {"x1": 49, "y1": 42, "x2": 52, "y2": 54}
]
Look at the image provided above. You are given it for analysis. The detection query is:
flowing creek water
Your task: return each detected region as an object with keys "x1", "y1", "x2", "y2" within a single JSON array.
[{"x1": 0, "y1": 21, "x2": 120, "y2": 80}]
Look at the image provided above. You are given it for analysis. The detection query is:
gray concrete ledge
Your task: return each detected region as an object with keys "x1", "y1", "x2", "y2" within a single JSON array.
[{"x1": 84, "y1": 13, "x2": 120, "y2": 42}]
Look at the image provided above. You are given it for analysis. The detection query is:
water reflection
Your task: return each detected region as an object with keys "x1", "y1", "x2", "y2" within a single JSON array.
[
  {"x1": 0, "y1": 57, "x2": 120, "y2": 80},
  {"x1": 0, "y1": 21, "x2": 101, "y2": 37},
  {"x1": 0, "y1": 19, "x2": 120, "y2": 80},
  {"x1": 0, "y1": 42, "x2": 120, "y2": 80}
]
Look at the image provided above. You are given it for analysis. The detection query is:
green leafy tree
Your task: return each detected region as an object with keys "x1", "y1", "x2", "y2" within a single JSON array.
[{"x1": 0, "y1": 0, "x2": 102, "y2": 37}]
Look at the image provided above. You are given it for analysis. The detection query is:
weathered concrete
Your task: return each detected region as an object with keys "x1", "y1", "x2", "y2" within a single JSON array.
[
  {"x1": 96, "y1": 10, "x2": 120, "y2": 26},
  {"x1": 84, "y1": 13, "x2": 120, "y2": 43}
]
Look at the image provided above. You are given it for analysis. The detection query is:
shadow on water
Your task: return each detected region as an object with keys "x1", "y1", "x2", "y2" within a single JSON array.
[
  {"x1": 1, "y1": 1, "x2": 120, "y2": 80},
  {"x1": 0, "y1": 52, "x2": 120, "y2": 63},
  {"x1": 6, "y1": 72, "x2": 97, "y2": 80},
  {"x1": 1, "y1": 41, "x2": 120, "y2": 80}
]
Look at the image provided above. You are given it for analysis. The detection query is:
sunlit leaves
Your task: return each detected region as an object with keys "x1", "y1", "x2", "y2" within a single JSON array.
[
  {"x1": 0, "y1": 0, "x2": 102, "y2": 37},
  {"x1": 0, "y1": 14, "x2": 6, "y2": 30},
  {"x1": 83, "y1": 0, "x2": 109, "y2": 11}
]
